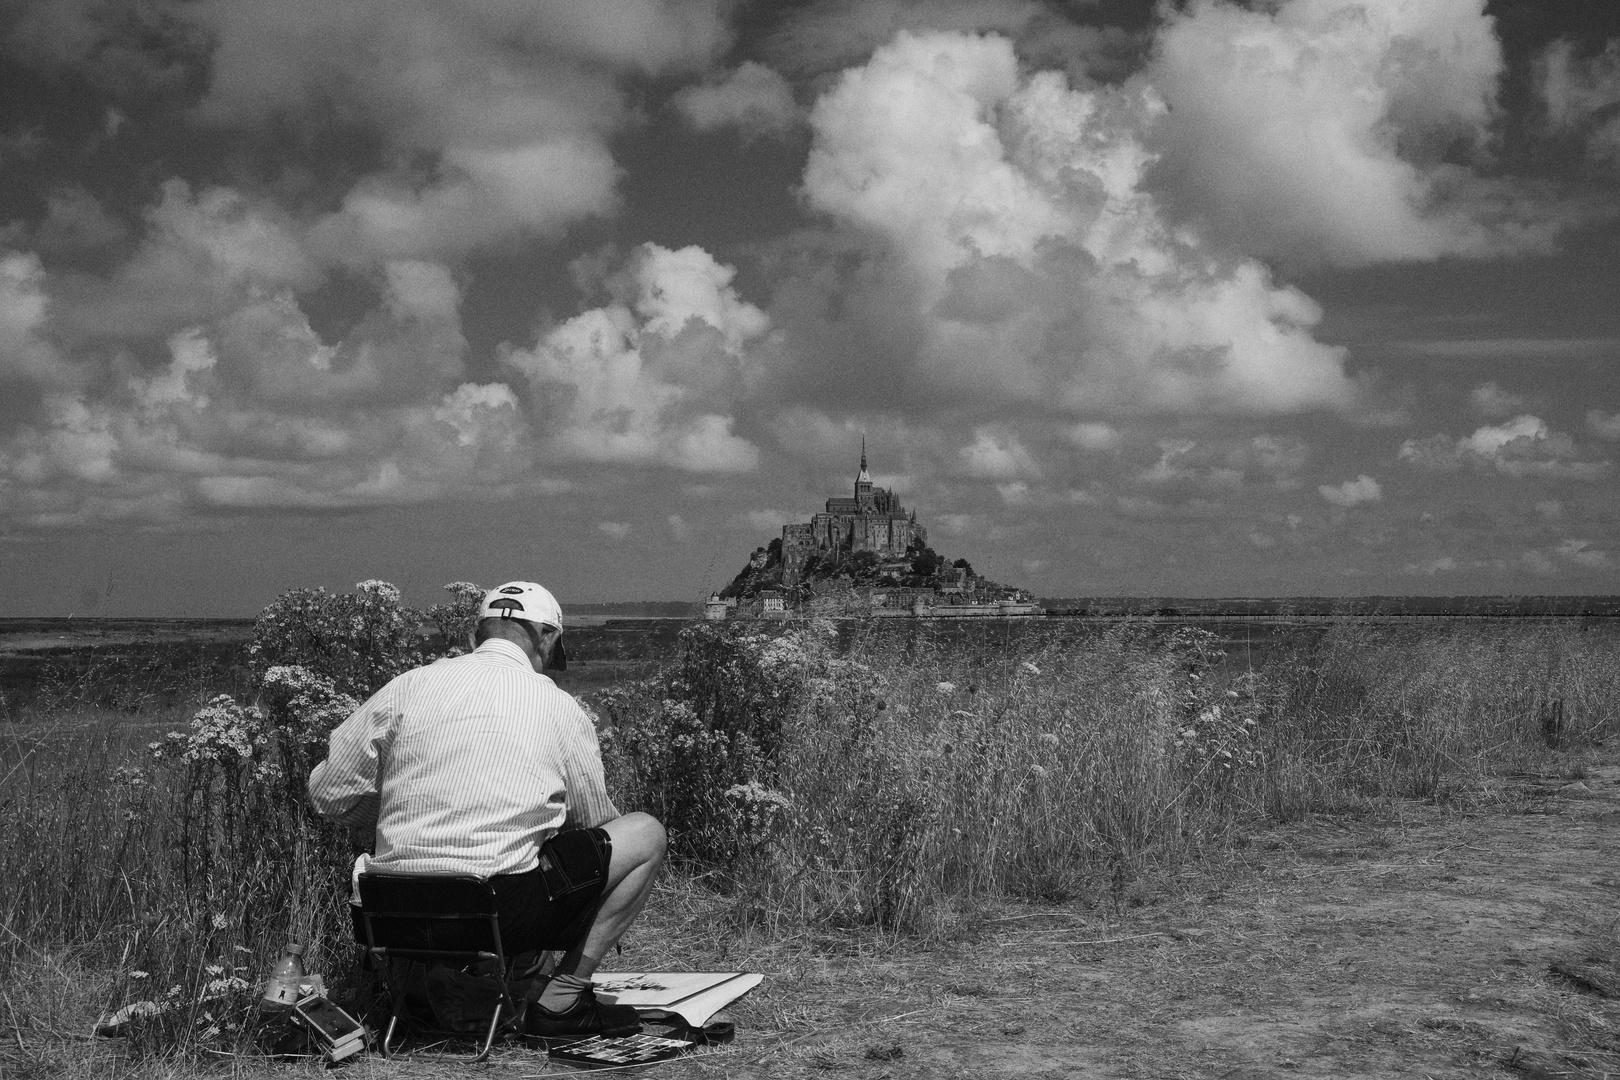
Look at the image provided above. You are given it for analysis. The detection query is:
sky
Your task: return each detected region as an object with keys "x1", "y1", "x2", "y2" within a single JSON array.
[{"x1": 2, "y1": 0, "x2": 1619, "y2": 615}]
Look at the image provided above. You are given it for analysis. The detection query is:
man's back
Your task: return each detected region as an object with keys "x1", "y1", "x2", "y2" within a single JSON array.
[{"x1": 309, "y1": 638, "x2": 619, "y2": 877}]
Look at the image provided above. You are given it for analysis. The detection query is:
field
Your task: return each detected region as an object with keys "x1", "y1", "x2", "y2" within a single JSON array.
[{"x1": 3, "y1": 589, "x2": 1620, "y2": 1078}]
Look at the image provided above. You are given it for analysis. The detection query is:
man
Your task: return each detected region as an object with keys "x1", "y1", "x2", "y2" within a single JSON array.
[{"x1": 308, "y1": 581, "x2": 666, "y2": 1039}]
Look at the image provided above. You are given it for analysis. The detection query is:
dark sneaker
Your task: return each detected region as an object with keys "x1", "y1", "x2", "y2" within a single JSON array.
[{"x1": 523, "y1": 991, "x2": 641, "y2": 1040}]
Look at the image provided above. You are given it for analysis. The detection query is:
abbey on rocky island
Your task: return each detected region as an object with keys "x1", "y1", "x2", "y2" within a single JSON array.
[
  {"x1": 779, "y1": 440, "x2": 926, "y2": 585},
  {"x1": 716, "y1": 442, "x2": 1038, "y2": 617}
]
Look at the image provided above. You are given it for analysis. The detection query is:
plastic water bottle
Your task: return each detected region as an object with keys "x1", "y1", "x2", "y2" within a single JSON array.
[{"x1": 261, "y1": 942, "x2": 306, "y2": 1012}]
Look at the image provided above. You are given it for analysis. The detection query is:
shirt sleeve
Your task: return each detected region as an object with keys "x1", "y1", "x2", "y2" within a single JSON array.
[
  {"x1": 560, "y1": 697, "x2": 620, "y2": 829},
  {"x1": 307, "y1": 677, "x2": 398, "y2": 833}
]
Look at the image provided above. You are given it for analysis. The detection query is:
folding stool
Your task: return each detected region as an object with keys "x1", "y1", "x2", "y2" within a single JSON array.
[{"x1": 356, "y1": 872, "x2": 522, "y2": 1062}]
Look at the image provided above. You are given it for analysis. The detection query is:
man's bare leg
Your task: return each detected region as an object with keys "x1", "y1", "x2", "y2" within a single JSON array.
[{"x1": 552, "y1": 812, "x2": 667, "y2": 981}]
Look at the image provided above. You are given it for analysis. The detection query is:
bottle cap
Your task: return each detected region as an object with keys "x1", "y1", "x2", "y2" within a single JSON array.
[{"x1": 286, "y1": 942, "x2": 305, "y2": 955}]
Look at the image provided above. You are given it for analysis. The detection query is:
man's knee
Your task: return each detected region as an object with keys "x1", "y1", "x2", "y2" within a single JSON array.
[{"x1": 605, "y1": 811, "x2": 667, "y2": 868}]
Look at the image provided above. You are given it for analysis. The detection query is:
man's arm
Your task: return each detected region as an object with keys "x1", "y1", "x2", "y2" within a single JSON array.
[
  {"x1": 307, "y1": 679, "x2": 399, "y2": 835},
  {"x1": 559, "y1": 699, "x2": 620, "y2": 829}
]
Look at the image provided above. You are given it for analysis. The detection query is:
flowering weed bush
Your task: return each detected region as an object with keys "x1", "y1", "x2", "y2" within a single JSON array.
[
  {"x1": 255, "y1": 666, "x2": 361, "y2": 799},
  {"x1": 73, "y1": 579, "x2": 456, "y2": 1053},
  {"x1": 598, "y1": 621, "x2": 829, "y2": 860},
  {"x1": 247, "y1": 579, "x2": 424, "y2": 699},
  {"x1": 425, "y1": 581, "x2": 486, "y2": 654}
]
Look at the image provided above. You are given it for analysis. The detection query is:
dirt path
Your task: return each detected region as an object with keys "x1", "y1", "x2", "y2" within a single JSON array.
[
  {"x1": 636, "y1": 761, "x2": 1620, "y2": 1080},
  {"x1": 69, "y1": 759, "x2": 1620, "y2": 1079}
]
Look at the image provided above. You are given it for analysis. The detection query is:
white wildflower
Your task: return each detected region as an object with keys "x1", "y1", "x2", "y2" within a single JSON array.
[{"x1": 354, "y1": 579, "x2": 401, "y2": 603}]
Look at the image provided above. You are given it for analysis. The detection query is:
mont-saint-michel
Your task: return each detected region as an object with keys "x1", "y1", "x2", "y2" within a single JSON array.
[{"x1": 712, "y1": 443, "x2": 1039, "y2": 619}]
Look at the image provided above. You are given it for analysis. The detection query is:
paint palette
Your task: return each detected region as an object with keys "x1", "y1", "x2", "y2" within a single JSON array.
[{"x1": 547, "y1": 1031, "x2": 695, "y2": 1067}]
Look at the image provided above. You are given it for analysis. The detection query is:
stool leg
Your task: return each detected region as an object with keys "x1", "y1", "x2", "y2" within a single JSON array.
[
  {"x1": 377, "y1": 956, "x2": 412, "y2": 1057},
  {"x1": 473, "y1": 1002, "x2": 502, "y2": 1063},
  {"x1": 381, "y1": 1013, "x2": 401, "y2": 1058}
]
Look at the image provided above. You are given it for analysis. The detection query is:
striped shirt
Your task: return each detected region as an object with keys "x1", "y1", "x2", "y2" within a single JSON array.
[{"x1": 307, "y1": 637, "x2": 620, "y2": 878}]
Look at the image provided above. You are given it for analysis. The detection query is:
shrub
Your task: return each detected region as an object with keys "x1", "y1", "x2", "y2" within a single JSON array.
[
  {"x1": 424, "y1": 581, "x2": 486, "y2": 654},
  {"x1": 597, "y1": 621, "x2": 829, "y2": 861},
  {"x1": 247, "y1": 579, "x2": 424, "y2": 699}
]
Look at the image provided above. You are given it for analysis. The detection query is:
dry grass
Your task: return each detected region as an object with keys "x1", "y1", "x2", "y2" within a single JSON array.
[
  {"x1": 26, "y1": 759, "x2": 1620, "y2": 1078},
  {"x1": 3, "y1": 616, "x2": 1619, "y2": 1070}
]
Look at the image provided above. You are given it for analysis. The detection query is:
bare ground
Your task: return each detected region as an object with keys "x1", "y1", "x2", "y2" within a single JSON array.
[{"x1": 29, "y1": 758, "x2": 1620, "y2": 1079}]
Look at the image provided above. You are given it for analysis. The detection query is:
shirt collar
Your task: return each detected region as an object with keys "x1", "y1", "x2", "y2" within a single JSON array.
[{"x1": 474, "y1": 636, "x2": 535, "y2": 670}]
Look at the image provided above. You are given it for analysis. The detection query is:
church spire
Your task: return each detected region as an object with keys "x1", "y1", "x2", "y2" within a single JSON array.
[{"x1": 860, "y1": 435, "x2": 867, "y2": 475}]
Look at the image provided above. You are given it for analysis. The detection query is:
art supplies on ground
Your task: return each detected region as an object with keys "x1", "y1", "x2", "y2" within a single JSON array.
[
  {"x1": 547, "y1": 1031, "x2": 696, "y2": 1067},
  {"x1": 291, "y1": 993, "x2": 370, "y2": 1064},
  {"x1": 590, "y1": 972, "x2": 762, "y2": 1029}
]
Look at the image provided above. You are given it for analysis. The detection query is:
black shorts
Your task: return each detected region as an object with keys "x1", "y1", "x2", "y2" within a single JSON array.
[{"x1": 489, "y1": 827, "x2": 613, "y2": 952}]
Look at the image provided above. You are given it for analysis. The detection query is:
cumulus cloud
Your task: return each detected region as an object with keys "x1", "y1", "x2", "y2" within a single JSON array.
[
  {"x1": 1588, "y1": 409, "x2": 1620, "y2": 440},
  {"x1": 1121, "y1": 433, "x2": 1305, "y2": 490},
  {"x1": 0, "y1": 1, "x2": 779, "y2": 533},
  {"x1": 189, "y1": 1, "x2": 732, "y2": 263},
  {"x1": 598, "y1": 521, "x2": 632, "y2": 540},
  {"x1": 673, "y1": 61, "x2": 798, "y2": 137},
  {"x1": 1538, "y1": 38, "x2": 1620, "y2": 165},
  {"x1": 1398, "y1": 415, "x2": 1613, "y2": 480},
  {"x1": 959, "y1": 427, "x2": 1039, "y2": 481},
  {"x1": 50, "y1": 181, "x2": 321, "y2": 344},
  {"x1": 1470, "y1": 381, "x2": 1529, "y2": 418},
  {"x1": 2, "y1": 0, "x2": 204, "y2": 98},
  {"x1": 1067, "y1": 422, "x2": 1122, "y2": 451},
  {"x1": 1318, "y1": 474, "x2": 1382, "y2": 507},
  {"x1": 0, "y1": 212, "x2": 599, "y2": 527},
  {"x1": 0, "y1": 0, "x2": 1604, "y2": 576},
  {"x1": 502, "y1": 243, "x2": 769, "y2": 473},
  {"x1": 1142, "y1": 439, "x2": 1240, "y2": 488},
  {"x1": 0, "y1": 252, "x2": 77, "y2": 388},
  {"x1": 1522, "y1": 539, "x2": 1612, "y2": 576},
  {"x1": 0, "y1": 288, "x2": 547, "y2": 526},
  {"x1": 796, "y1": 30, "x2": 1359, "y2": 419},
  {"x1": 0, "y1": 127, "x2": 45, "y2": 167},
  {"x1": 1147, "y1": 0, "x2": 1558, "y2": 266},
  {"x1": 1241, "y1": 435, "x2": 1311, "y2": 487},
  {"x1": 1405, "y1": 555, "x2": 1459, "y2": 575},
  {"x1": 21, "y1": 187, "x2": 130, "y2": 256}
]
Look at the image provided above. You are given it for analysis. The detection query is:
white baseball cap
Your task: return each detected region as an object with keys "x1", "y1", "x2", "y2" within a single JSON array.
[{"x1": 479, "y1": 581, "x2": 567, "y2": 669}]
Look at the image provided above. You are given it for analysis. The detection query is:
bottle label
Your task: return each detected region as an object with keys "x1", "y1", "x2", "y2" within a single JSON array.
[{"x1": 264, "y1": 982, "x2": 299, "y2": 1007}]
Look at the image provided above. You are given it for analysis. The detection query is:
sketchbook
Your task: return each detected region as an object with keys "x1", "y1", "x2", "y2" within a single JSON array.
[{"x1": 590, "y1": 972, "x2": 763, "y2": 1029}]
